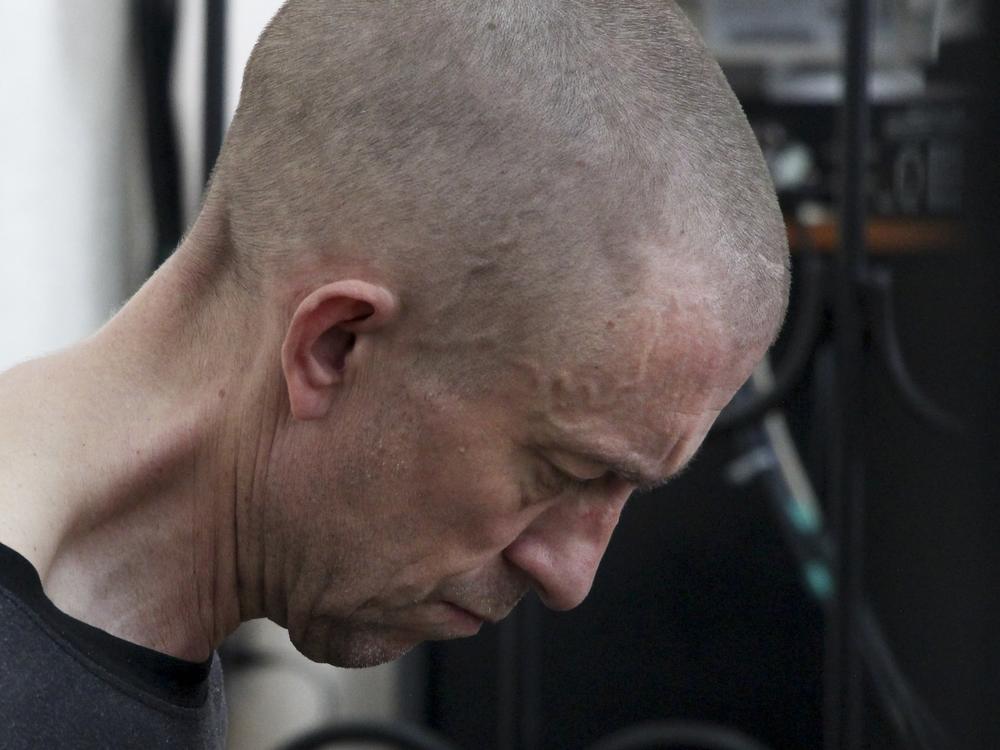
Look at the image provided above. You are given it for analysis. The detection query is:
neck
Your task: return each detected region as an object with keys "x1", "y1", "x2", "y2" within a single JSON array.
[{"x1": 0, "y1": 225, "x2": 272, "y2": 661}]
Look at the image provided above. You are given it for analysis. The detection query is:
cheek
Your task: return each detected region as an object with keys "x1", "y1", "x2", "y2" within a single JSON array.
[
  {"x1": 405, "y1": 444, "x2": 533, "y2": 561},
  {"x1": 348, "y1": 388, "x2": 539, "y2": 573}
]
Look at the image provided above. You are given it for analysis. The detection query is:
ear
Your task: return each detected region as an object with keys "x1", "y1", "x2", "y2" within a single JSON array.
[{"x1": 281, "y1": 280, "x2": 398, "y2": 420}]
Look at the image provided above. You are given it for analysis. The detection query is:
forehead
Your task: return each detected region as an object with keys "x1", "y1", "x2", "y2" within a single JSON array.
[{"x1": 508, "y1": 284, "x2": 755, "y2": 471}]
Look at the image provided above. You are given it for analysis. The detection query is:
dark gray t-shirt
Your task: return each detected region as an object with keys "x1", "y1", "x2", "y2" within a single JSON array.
[{"x1": 0, "y1": 542, "x2": 226, "y2": 748}]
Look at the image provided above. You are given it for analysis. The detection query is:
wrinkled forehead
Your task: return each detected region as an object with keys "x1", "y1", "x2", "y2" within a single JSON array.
[
  {"x1": 512, "y1": 279, "x2": 757, "y2": 449},
  {"x1": 571, "y1": 268, "x2": 753, "y2": 397},
  {"x1": 572, "y1": 306, "x2": 742, "y2": 414}
]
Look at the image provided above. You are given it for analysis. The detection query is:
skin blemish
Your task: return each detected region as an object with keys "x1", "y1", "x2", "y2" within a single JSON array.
[{"x1": 218, "y1": 388, "x2": 226, "y2": 399}]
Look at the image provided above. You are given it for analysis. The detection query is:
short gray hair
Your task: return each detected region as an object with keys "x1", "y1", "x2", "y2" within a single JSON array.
[{"x1": 210, "y1": 0, "x2": 789, "y2": 375}]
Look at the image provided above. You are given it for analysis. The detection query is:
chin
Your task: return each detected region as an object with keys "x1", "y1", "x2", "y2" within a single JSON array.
[{"x1": 293, "y1": 624, "x2": 419, "y2": 668}]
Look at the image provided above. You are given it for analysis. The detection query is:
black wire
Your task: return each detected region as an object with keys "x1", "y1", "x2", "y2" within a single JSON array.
[
  {"x1": 586, "y1": 721, "x2": 776, "y2": 750},
  {"x1": 204, "y1": 0, "x2": 227, "y2": 185},
  {"x1": 276, "y1": 721, "x2": 462, "y2": 750},
  {"x1": 827, "y1": 1, "x2": 874, "y2": 748},
  {"x1": 858, "y1": 608, "x2": 955, "y2": 750},
  {"x1": 862, "y1": 267, "x2": 965, "y2": 437},
  {"x1": 714, "y1": 234, "x2": 828, "y2": 433},
  {"x1": 497, "y1": 604, "x2": 519, "y2": 750},
  {"x1": 725, "y1": 381, "x2": 956, "y2": 750},
  {"x1": 497, "y1": 593, "x2": 542, "y2": 750},
  {"x1": 134, "y1": 0, "x2": 183, "y2": 270}
]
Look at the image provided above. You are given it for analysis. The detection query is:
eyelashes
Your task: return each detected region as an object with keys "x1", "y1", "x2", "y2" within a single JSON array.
[{"x1": 535, "y1": 462, "x2": 606, "y2": 498}]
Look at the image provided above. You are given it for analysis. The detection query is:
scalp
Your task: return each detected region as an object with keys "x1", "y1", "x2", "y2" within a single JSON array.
[{"x1": 208, "y1": 0, "x2": 789, "y2": 387}]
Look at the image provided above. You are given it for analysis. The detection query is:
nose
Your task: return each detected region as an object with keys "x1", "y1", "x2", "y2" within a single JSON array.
[{"x1": 502, "y1": 490, "x2": 629, "y2": 611}]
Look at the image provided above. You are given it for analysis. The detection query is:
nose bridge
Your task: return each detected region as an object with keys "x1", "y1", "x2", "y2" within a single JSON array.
[{"x1": 503, "y1": 490, "x2": 628, "y2": 611}]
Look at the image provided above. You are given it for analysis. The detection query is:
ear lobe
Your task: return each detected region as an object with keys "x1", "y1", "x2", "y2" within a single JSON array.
[{"x1": 281, "y1": 280, "x2": 398, "y2": 420}]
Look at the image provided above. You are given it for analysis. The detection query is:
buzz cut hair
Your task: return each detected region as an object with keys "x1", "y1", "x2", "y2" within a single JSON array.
[{"x1": 207, "y1": 0, "x2": 790, "y2": 376}]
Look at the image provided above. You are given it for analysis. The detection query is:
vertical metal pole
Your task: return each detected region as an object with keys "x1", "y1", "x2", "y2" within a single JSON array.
[
  {"x1": 497, "y1": 612, "x2": 519, "y2": 750},
  {"x1": 824, "y1": 1, "x2": 872, "y2": 749},
  {"x1": 497, "y1": 596, "x2": 541, "y2": 750},
  {"x1": 518, "y1": 597, "x2": 541, "y2": 750},
  {"x1": 136, "y1": 0, "x2": 183, "y2": 270},
  {"x1": 203, "y1": 0, "x2": 227, "y2": 185}
]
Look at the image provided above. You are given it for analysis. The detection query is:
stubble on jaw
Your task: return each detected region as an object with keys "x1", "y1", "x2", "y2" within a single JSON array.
[{"x1": 292, "y1": 615, "x2": 417, "y2": 668}]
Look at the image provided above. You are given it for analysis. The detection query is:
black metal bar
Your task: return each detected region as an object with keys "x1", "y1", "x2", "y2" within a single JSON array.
[
  {"x1": 203, "y1": 0, "x2": 227, "y2": 185},
  {"x1": 135, "y1": 0, "x2": 182, "y2": 270},
  {"x1": 586, "y1": 721, "x2": 775, "y2": 750},
  {"x1": 727, "y1": 379, "x2": 954, "y2": 750},
  {"x1": 862, "y1": 267, "x2": 964, "y2": 436},
  {"x1": 276, "y1": 720, "x2": 462, "y2": 750},
  {"x1": 496, "y1": 610, "x2": 518, "y2": 750},
  {"x1": 518, "y1": 596, "x2": 541, "y2": 750},
  {"x1": 497, "y1": 595, "x2": 541, "y2": 750},
  {"x1": 824, "y1": 1, "x2": 873, "y2": 749}
]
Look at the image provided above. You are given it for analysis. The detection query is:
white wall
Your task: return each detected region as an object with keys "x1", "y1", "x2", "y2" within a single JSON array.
[{"x1": 0, "y1": 1, "x2": 153, "y2": 371}]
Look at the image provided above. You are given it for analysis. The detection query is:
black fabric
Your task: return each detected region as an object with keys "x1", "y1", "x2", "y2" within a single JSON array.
[{"x1": 0, "y1": 541, "x2": 226, "y2": 748}]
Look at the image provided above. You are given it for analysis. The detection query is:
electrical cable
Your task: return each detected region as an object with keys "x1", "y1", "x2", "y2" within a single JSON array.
[
  {"x1": 134, "y1": 0, "x2": 183, "y2": 270},
  {"x1": 862, "y1": 266, "x2": 964, "y2": 436},
  {"x1": 276, "y1": 720, "x2": 462, "y2": 750},
  {"x1": 728, "y1": 361, "x2": 956, "y2": 750},
  {"x1": 203, "y1": 0, "x2": 227, "y2": 184},
  {"x1": 828, "y1": 1, "x2": 874, "y2": 747},
  {"x1": 497, "y1": 594, "x2": 542, "y2": 750},
  {"x1": 586, "y1": 721, "x2": 775, "y2": 750},
  {"x1": 859, "y1": 608, "x2": 955, "y2": 750},
  {"x1": 714, "y1": 229, "x2": 827, "y2": 434}
]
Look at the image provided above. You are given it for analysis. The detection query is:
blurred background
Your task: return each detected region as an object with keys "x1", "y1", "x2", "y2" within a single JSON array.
[{"x1": 1, "y1": 1, "x2": 997, "y2": 749}]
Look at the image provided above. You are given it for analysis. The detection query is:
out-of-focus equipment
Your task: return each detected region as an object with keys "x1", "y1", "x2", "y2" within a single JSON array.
[
  {"x1": 681, "y1": 0, "x2": 979, "y2": 75},
  {"x1": 277, "y1": 721, "x2": 461, "y2": 750},
  {"x1": 703, "y1": 0, "x2": 977, "y2": 748}
]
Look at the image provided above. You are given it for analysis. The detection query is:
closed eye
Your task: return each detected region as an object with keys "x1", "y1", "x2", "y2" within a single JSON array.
[{"x1": 538, "y1": 462, "x2": 609, "y2": 496}]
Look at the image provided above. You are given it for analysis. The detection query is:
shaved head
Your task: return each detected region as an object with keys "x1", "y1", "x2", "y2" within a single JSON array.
[
  {"x1": 0, "y1": 0, "x2": 796, "y2": 682},
  {"x1": 204, "y1": 0, "x2": 788, "y2": 388},
  {"x1": 37, "y1": 0, "x2": 799, "y2": 671}
]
